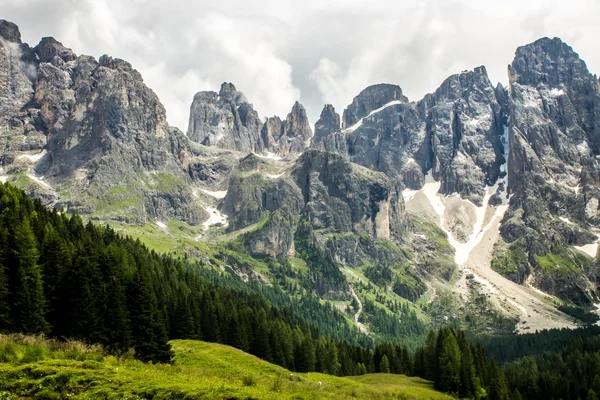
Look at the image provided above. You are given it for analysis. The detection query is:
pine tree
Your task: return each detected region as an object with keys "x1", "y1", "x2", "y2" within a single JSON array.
[
  {"x1": 100, "y1": 246, "x2": 131, "y2": 353},
  {"x1": 9, "y1": 217, "x2": 48, "y2": 334},
  {"x1": 128, "y1": 267, "x2": 173, "y2": 363},
  {"x1": 457, "y1": 331, "x2": 478, "y2": 399},
  {"x1": 487, "y1": 357, "x2": 510, "y2": 400},
  {"x1": 588, "y1": 389, "x2": 598, "y2": 400},
  {"x1": 424, "y1": 329, "x2": 438, "y2": 380},
  {"x1": 0, "y1": 227, "x2": 10, "y2": 330},
  {"x1": 380, "y1": 354, "x2": 390, "y2": 373},
  {"x1": 436, "y1": 330, "x2": 461, "y2": 394},
  {"x1": 296, "y1": 333, "x2": 317, "y2": 372}
]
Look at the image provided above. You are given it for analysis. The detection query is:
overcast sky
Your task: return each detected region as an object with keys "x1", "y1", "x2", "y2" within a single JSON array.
[{"x1": 4, "y1": 0, "x2": 600, "y2": 131}]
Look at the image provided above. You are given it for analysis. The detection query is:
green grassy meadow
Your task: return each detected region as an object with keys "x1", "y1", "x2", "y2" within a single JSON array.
[{"x1": 0, "y1": 335, "x2": 451, "y2": 399}]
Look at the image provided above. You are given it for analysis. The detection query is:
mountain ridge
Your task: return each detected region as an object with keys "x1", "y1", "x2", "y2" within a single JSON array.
[{"x1": 1, "y1": 19, "x2": 599, "y2": 338}]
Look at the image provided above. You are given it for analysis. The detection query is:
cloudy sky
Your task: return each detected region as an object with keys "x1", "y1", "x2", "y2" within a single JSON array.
[{"x1": 4, "y1": 0, "x2": 600, "y2": 131}]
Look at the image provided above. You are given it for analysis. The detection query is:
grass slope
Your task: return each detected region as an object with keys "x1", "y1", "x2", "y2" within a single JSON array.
[{"x1": 0, "y1": 335, "x2": 451, "y2": 400}]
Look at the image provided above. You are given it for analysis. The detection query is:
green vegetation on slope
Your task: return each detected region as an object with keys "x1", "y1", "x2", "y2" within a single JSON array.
[{"x1": 0, "y1": 335, "x2": 452, "y2": 400}]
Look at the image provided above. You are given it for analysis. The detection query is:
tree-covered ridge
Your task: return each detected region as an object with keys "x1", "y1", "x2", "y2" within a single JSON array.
[
  {"x1": 0, "y1": 182, "x2": 518, "y2": 400},
  {"x1": 0, "y1": 181, "x2": 363, "y2": 370}
]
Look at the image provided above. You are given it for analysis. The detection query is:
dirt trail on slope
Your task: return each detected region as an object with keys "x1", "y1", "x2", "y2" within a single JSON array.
[
  {"x1": 462, "y1": 215, "x2": 577, "y2": 332},
  {"x1": 349, "y1": 285, "x2": 368, "y2": 334}
]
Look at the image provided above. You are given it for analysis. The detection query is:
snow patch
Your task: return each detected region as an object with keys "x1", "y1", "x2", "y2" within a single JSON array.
[
  {"x1": 342, "y1": 100, "x2": 404, "y2": 133},
  {"x1": 17, "y1": 149, "x2": 47, "y2": 163},
  {"x1": 0, "y1": 175, "x2": 8, "y2": 184},
  {"x1": 202, "y1": 206, "x2": 228, "y2": 230},
  {"x1": 254, "y1": 152, "x2": 282, "y2": 161},
  {"x1": 549, "y1": 88, "x2": 565, "y2": 97},
  {"x1": 156, "y1": 221, "x2": 168, "y2": 230},
  {"x1": 265, "y1": 173, "x2": 284, "y2": 179},
  {"x1": 559, "y1": 216, "x2": 574, "y2": 225},
  {"x1": 574, "y1": 242, "x2": 599, "y2": 258},
  {"x1": 200, "y1": 189, "x2": 227, "y2": 199},
  {"x1": 27, "y1": 174, "x2": 52, "y2": 190},
  {"x1": 402, "y1": 188, "x2": 419, "y2": 202}
]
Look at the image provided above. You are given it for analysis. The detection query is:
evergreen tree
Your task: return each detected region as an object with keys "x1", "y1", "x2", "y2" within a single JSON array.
[
  {"x1": 9, "y1": 217, "x2": 48, "y2": 334},
  {"x1": 436, "y1": 330, "x2": 461, "y2": 394},
  {"x1": 487, "y1": 357, "x2": 510, "y2": 400},
  {"x1": 296, "y1": 333, "x2": 317, "y2": 372},
  {"x1": 380, "y1": 354, "x2": 390, "y2": 373},
  {"x1": 128, "y1": 267, "x2": 173, "y2": 363},
  {"x1": 0, "y1": 227, "x2": 10, "y2": 330}
]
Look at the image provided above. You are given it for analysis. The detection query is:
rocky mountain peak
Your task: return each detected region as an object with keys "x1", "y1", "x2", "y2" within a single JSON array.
[
  {"x1": 261, "y1": 101, "x2": 312, "y2": 156},
  {"x1": 187, "y1": 82, "x2": 262, "y2": 152},
  {"x1": 509, "y1": 37, "x2": 594, "y2": 89},
  {"x1": 219, "y1": 81, "x2": 248, "y2": 104},
  {"x1": 34, "y1": 37, "x2": 76, "y2": 63},
  {"x1": 431, "y1": 66, "x2": 495, "y2": 101},
  {"x1": 342, "y1": 83, "x2": 408, "y2": 129},
  {"x1": 0, "y1": 20, "x2": 21, "y2": 43},
  {"x1": 313, "y1": 104, "x2": 340, "y2": 145}
]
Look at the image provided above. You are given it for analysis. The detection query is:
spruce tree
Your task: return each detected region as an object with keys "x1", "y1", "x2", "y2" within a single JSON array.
[
  {"x1": 0, "y1": 227, "x2": 10, "y2": 330},
  {"x1": 487, "y1": 357, "x2": 510, "y2": 400},
  {"x1": 9, "y1": 217, "x2": 48, "y2": 334},
  {"x1": 437, "y1": 330, "x2": 461, "y2": 394},
  {"x1": 380, "y1": 354, "x2": 390, "y2": 373},
  {"x1": 128, "y1": 267, "x2": 173, "y2": 363}
]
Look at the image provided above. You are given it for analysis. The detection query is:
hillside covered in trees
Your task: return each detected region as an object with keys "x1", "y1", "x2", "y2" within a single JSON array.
[{"x1": 3, "y1": 181, "x2": 600, "y2": 399}]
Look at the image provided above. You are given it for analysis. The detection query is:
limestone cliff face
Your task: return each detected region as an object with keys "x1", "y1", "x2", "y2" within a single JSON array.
[
  {"x1": 342, "y1": 84, "x2": 408, "y2": 129},
  {"x1": 497, "y1": 37, "x2": 600, "y2": 304},
  {"x1": 291, "y1": 150, "x2": 403, "y2": 241},
  {"x1": 0, "y1": 20, "x2": 203, "y2": 224},
  {"x1": 188, "y1": 84, "x2": 313, "y2": 156},
  {"x1": 322, "y1": 67, "x2": 506, "y2": 205},
  {"x1": 187, "y1": 83, "x2": 263, "y2": 153},
  {"x1": 0, "y1": 22, "x2": 43, "y2": 167},
  {"x1": 313, "y1": 104, "x2": 340, "y2": 146},
  {"x1": 260, "y1": 102, "x2": 312, "y2": 156},
  {"x1": 221, "y1": 149, "x2": 404, "y2": 258}
]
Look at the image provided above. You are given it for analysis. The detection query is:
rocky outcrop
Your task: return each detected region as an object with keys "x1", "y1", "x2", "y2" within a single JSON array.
[
  {"x1": 497, "y1": 37, "x2": 600, "y2": 304},
  {"x1": 0, "y1": 20, "x2": 207, "y2": 225},
  {"x1": 342, "y1": 84, "x2": 408, "y2": 129},
  {"x1": 188, "y1": 84, "x2": 312, "y2": 156},
  {"x1": 187, "y1": 82, "x2": 263, "y2": 153},
  {"x1": 322, "y1": 67, "x2": 506, "y2": 204},
  {"x1": 261, "y1": 101, "x2": 312, "y2": 156},
  {"x1": 0, "y1": 20, "x2": 21, "y2": 43},
  {"x1": 313, "y1": 104, "x2": 340, "y2": 146},
  {"x1": 222, "y1": 173, "x2": 304, "y2": 232},
  {"x1": 291, "y1": 150, "x2": 404, "y2": 240}
]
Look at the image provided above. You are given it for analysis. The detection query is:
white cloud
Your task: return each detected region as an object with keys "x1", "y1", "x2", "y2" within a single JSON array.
[{"x1": 3, "y1": 0, "x2": 600, "y2": 129}]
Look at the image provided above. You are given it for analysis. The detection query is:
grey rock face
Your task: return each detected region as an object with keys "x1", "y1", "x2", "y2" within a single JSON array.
[
  {"x1": 34, "y1": 37, "x2": 76, "y2": 64},
  {"x1": 222, "y1": 149, "x2": 403, "y2": 258},
  {"x1": 342, "y1": 84, "x2": 408, "y2": 129},
  {"x1": 261, "y1": 101, "x2": 312, "y2": 155},
  {"x1": 0, "y1": 20, "x2": 21, "y2": 43},
  {"x1": 323, "y1": 67, "x2": 506, "y2": 204},
  {"x1": 0, "y1": 25, "x2": 43, "y2": 169},
  {"x1": 0, "y1": 22, "x2": 207, "y2": 225},
  {"x1": 498, "y1": 37, "x2": 600, "y2": 303},
  {"x1": 313, "y1": 104, "x2": 340, "y2": 146},
  {"x1": 291, "y1": 150, "x2": 404, "y2": 241},
  {"x1": 187, "y1": 82, "x2": 263, "y2": 153}
]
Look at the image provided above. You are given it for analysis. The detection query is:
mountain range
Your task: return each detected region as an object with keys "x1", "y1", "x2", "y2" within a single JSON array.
[{"x1": 2, "y1": 18, "x2": 600, "y2": 338}]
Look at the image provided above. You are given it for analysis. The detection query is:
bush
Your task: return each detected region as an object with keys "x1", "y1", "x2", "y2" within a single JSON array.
[
  {"x1": 21, "y1": 345, "x2": 45, "y2": 363},
  {"x1": 33, "y1": 390, "x2": 61, "y2": 400}
]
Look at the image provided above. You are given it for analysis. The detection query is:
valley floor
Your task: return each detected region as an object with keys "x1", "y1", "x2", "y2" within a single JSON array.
[{"x1": 0, "y1": 335, "x2": 451, "y2": 400}]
